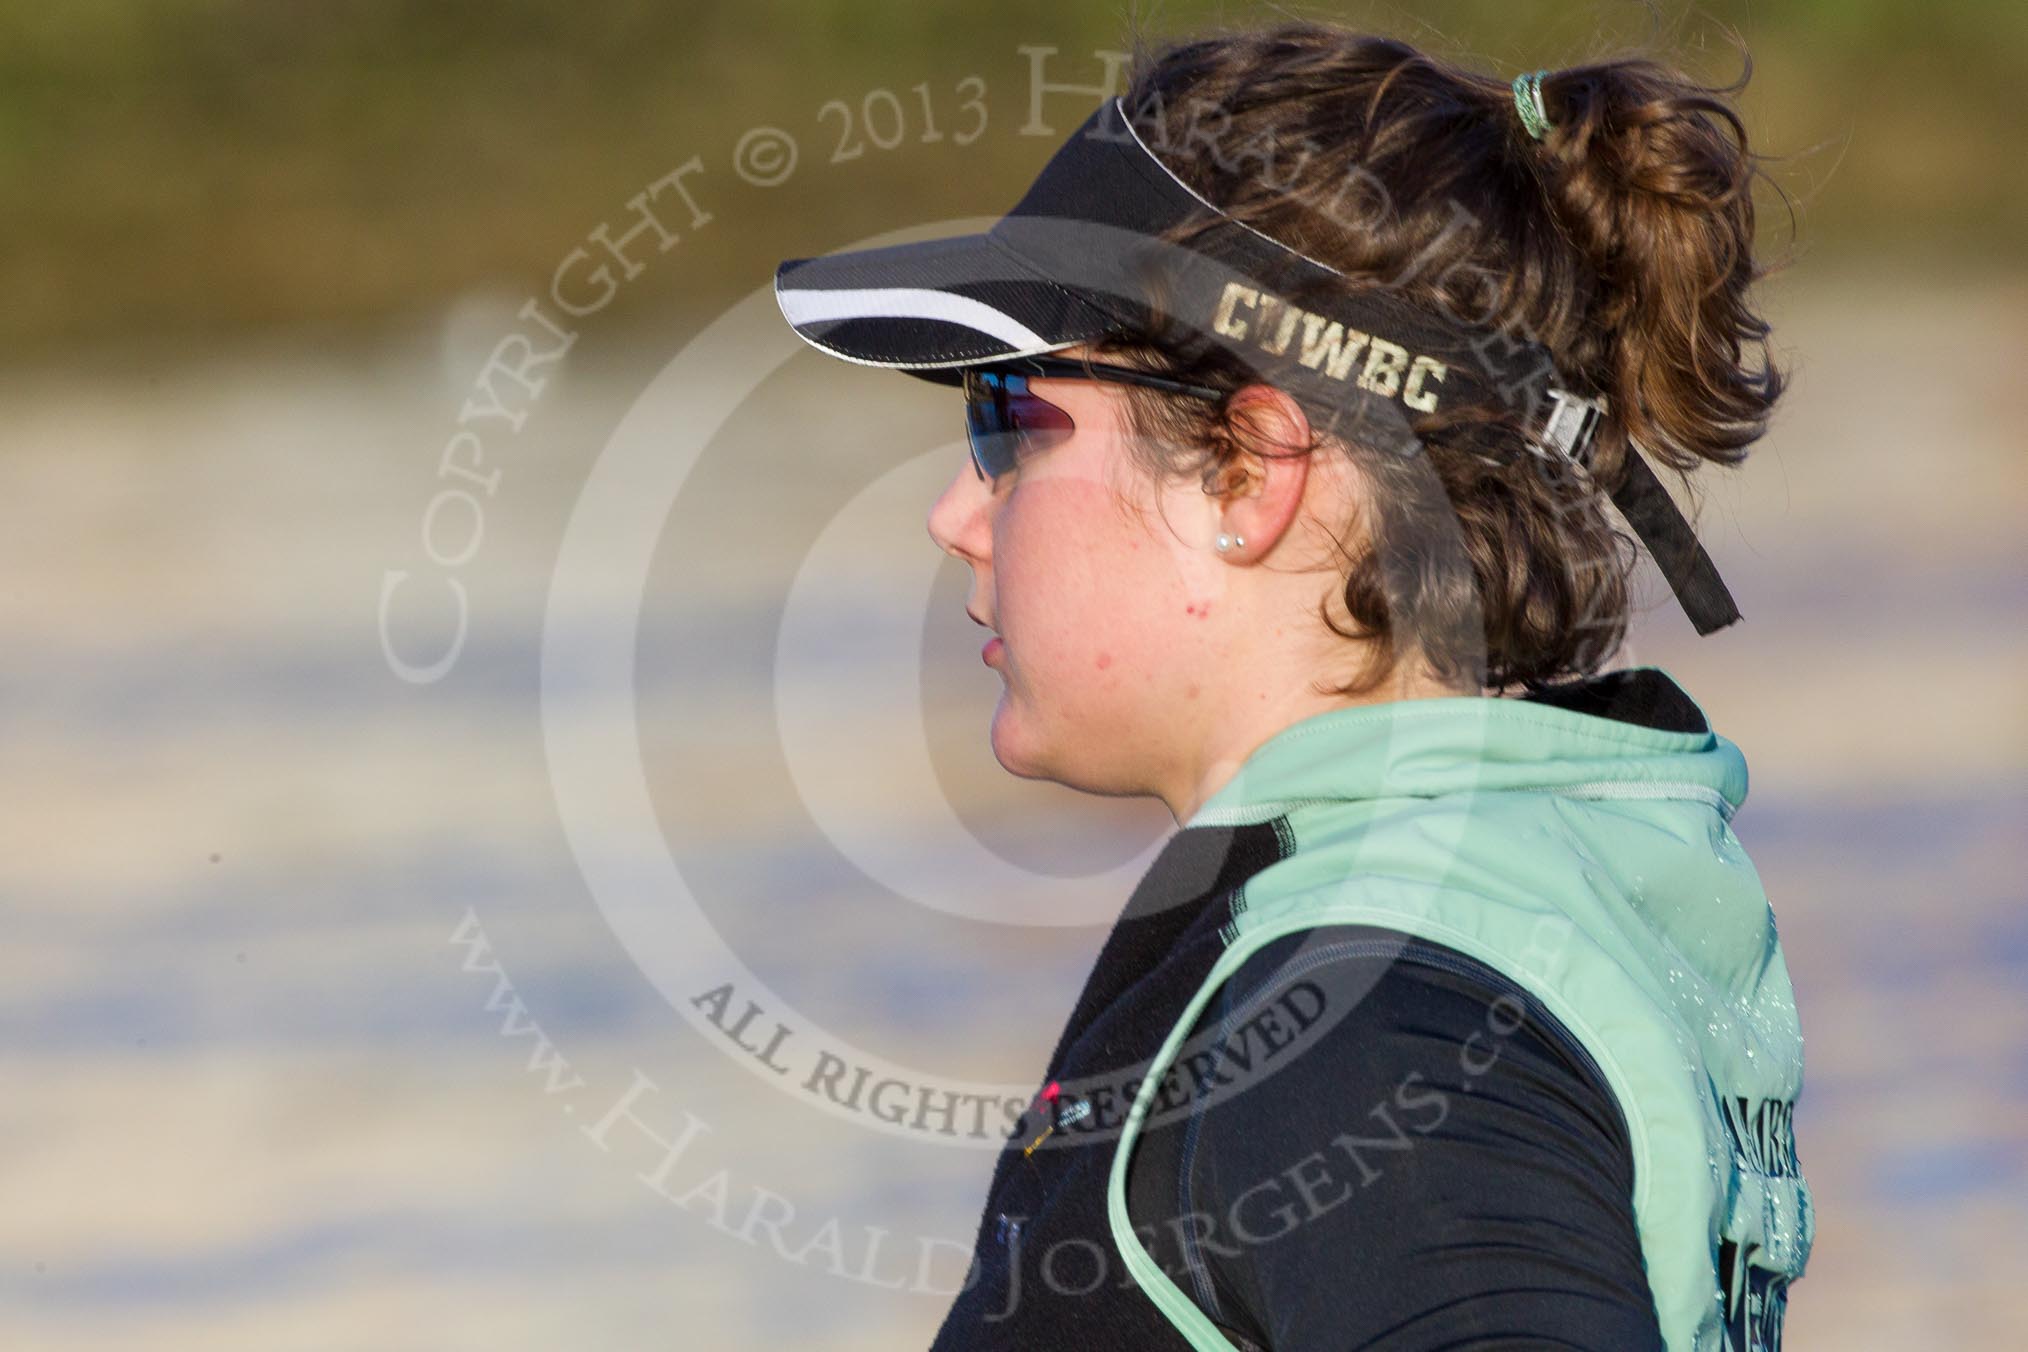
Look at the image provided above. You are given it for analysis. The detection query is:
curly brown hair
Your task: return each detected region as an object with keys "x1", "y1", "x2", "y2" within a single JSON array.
[{"x1": 1082, "y1": 21, "x2": 1788, "y2": 695}]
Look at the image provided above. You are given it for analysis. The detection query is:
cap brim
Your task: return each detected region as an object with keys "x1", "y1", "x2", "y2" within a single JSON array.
[{"x1": 773, "y1": 229, "x2": 1127, "y2": 387}]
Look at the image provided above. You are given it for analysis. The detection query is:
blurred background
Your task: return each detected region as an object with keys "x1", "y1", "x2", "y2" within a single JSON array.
[{"x1": 3, "y1": 1, "x2": 2022, "y2": 1348}]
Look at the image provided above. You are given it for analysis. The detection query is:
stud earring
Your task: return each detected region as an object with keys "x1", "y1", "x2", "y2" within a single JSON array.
[{"x1": 1215, "y1": 533, "x2": 1245, "y2": 553}]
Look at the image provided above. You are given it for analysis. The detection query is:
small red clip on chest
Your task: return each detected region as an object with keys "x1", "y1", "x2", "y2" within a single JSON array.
[{"x1": 1022, "y1": 1081, "x2": 1063, "y2": 1158}]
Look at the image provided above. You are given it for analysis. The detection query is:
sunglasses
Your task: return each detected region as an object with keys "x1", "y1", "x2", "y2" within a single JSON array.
[{"x1": 962, "y1": 355, "x2": 1225, "y2": 482}]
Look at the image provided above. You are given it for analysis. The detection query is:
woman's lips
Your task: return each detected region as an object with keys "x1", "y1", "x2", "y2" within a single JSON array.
[{"x1": 982, "y1": 636, "x2": 1005, "y2": 665}]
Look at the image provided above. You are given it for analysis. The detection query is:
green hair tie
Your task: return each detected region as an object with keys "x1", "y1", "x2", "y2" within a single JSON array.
[{"x1": 1512, "y1": 69, "x2": 1552, "y2": 141}]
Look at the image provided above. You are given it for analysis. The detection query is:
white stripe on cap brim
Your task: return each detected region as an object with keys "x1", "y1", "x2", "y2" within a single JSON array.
[
  {"x1": 776, "y1": 285, "x2": 1052, "y2": 352},
  {"x1": 774, "y1": 284, "x2": 1087, "y2": 375}
]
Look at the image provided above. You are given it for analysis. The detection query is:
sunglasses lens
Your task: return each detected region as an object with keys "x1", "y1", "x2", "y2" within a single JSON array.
[
  {"x1": 964, "y1": 371, "x2": 1075, "y2": 480},
  {"x1": 964, "y1": 375, "x2": 1013, "y2": 479}
]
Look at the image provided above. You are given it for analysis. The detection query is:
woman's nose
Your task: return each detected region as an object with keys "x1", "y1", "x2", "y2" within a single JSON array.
[{"x1": 927, "y1": 459, "x2": 992, "y2": 563}]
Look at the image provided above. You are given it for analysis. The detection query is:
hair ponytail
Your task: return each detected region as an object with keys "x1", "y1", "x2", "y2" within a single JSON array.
[{"x1": 1531, "y1": 56, "x2": 1785, "y2": 478}]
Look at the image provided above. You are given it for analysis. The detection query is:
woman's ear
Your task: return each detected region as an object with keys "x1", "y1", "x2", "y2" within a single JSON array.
[{"x1": 1209, "y1": 384, "x2": 1314, "y2": 560}]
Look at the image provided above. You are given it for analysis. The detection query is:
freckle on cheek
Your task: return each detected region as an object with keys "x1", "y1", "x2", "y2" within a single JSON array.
[{"x1": 1186, "y1": 683, "x2": 1200, "y2": 700}]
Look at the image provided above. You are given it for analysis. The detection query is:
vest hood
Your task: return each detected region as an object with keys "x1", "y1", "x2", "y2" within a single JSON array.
[
  {"x1": 1183, "y1": 664, "x2": 1796, "y2": 1102},
  {"x1": 1186, "y1": 664, "x2": 1747, "y2": 828}
]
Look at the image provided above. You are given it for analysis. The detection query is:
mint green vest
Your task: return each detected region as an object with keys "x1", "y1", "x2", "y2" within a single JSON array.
[{"x1": 1104, "y1": 669, "x2": 1813, "y2": 1350}]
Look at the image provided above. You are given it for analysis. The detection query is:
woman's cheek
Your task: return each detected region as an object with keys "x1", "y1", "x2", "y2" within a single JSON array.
[{"x1": 1000, "y1": 468, "x2": 1169, "y2": 676}]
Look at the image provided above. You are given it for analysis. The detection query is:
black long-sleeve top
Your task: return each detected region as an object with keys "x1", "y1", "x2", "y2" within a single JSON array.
[{"x1": 928, "y1": 812, "x2": 1670, "y2": 1352}]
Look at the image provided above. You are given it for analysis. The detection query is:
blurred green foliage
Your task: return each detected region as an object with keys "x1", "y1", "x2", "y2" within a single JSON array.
[{"x1": 2, "y1": 0, "x2": 2022, "y2": 355}]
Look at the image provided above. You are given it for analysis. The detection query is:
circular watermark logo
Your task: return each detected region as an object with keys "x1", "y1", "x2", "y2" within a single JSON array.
[{"x1": 393, "y1": 41, "x2": 1622, "y2": 1326}]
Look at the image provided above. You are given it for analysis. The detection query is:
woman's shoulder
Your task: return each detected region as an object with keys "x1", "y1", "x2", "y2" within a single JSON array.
[{"x1": 1126, "y1": 924, "x2": 1665, "y2": 1351}]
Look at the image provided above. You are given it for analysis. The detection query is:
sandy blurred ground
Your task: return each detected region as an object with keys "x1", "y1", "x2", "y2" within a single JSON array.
[{"x1": 0, "y1": 263, "x2": 2023, "y2": 1349}]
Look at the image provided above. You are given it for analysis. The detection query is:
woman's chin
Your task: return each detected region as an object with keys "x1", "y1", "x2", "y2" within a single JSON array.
[{"x1": 986, "y1": 691, "x2": 1049, "y2": 781}]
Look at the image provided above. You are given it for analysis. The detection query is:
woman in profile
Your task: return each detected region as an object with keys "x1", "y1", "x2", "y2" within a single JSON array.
[{"x1": 776, "y1": 19, "x2": 1812, "y2": 1351}]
